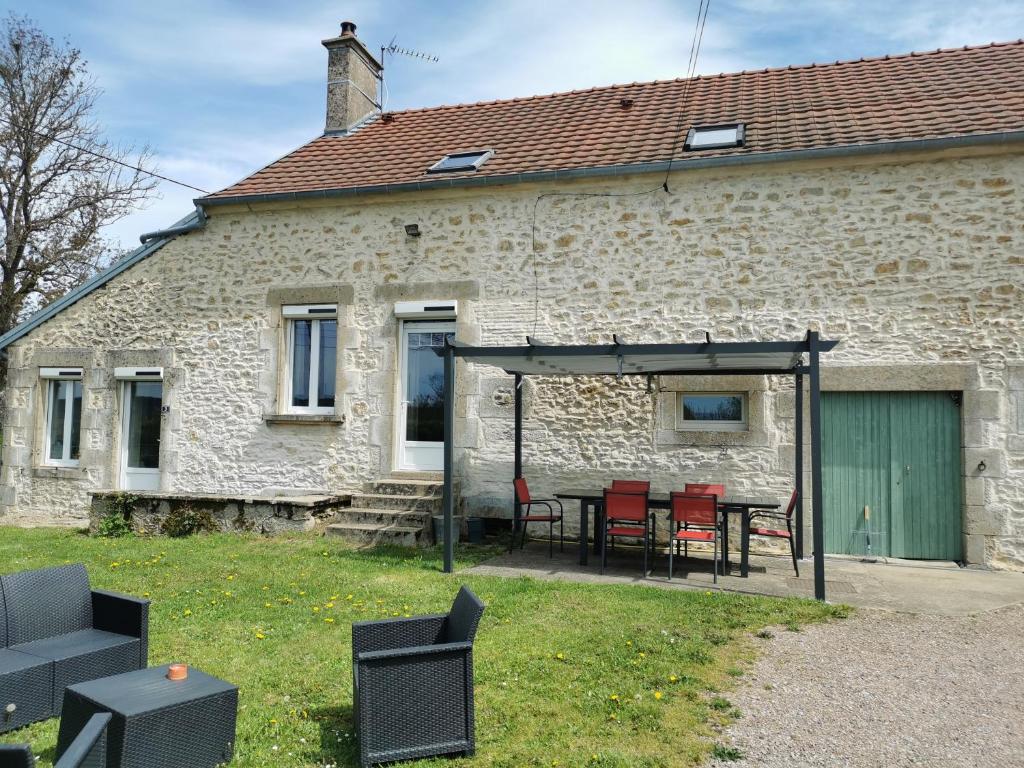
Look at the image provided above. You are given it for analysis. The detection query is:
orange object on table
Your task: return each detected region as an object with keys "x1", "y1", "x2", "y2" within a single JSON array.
[{"x1": 166, "y1": 664, "x2": 188, "y2": 681}]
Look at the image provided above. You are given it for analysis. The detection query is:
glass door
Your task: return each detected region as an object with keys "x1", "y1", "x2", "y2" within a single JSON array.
[
  {"x1": 398, "y1": 321, "x2": 454, "y2": 471},
  {"x1": 120, "y1": 380, "x2": 163, "y2": 490}
]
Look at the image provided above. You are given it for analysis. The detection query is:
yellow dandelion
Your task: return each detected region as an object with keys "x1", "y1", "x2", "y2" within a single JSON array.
[
  {"x1": 626, "y1": 640, "x2": 632, "y2": 646},
  {"x1": 555, "y1": 652, "x2": 565, "y2": 661},
  {"x1": 669, "y1": 675, "x2": 679, "y2": 683},
  {"x1": 110, "y1": 562, "x2": 120, "y2": 568},
  {"x1": 183, "y1": 609, "x2": 192, "y2": 617},
  {"x1": 609, "y1": 694, "x2": 619, "y2": 702},
  {"x1": 324, "y1": 618, "x2": 335, "y2": 624},
  {"x1": 255, "y1": 632, "x2": 266, "y2": 640},
  {"x1": 330, "y1": 595, "x2": 339, "y2": 601},
  {"x1": 227, "y1": 575, "x2": 235, "y2": 581},
  {"x1": 264, "y1": 603, "x2": 273, "y2": 608},
  {"x1": 143, "y1": 592, "x2": 151, "y2": 598},
  {"x1": 269, "y1": 718, "x2": 277, "y2": 724},
  {"x1": 345, "y1": 594, "x2": 353, "y2": 600},
  {"x1": 638, "y1": 652, "x2": 646, "y2": 658},
  {"x1": 325, "y1": 602, "x2": 335, "y2": 609},
  {"x1": 312, "y1": 606, "x2": 321, "y2": 613},
  {"x1": 654, "y1": 691, "x2": 663, "y2": 700}
]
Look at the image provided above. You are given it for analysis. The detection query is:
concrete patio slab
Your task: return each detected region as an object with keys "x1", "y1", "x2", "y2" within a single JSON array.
[{"x1": 464, "y1": 542, "x2": 1023, "y2": 616}]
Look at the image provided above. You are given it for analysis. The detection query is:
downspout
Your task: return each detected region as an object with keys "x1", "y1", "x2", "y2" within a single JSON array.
[{"x1": 139, "y1": 206, "x2": 208, "y2": 243}]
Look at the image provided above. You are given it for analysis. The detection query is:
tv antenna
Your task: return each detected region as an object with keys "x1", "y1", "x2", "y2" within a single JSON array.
[
  {"x1": 379, "y1": 36, "x2": 439, "y2": 111},
  {"x1": 381, "y1": 36, "x2": 439, "y2": 64}
]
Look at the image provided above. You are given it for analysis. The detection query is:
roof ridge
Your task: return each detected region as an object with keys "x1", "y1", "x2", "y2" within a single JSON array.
[{"x1": 378, "y1": 39, "x2": 1024, "y2": 118}]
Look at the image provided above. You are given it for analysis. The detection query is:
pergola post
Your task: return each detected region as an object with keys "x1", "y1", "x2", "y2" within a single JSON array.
[
  {"x1": 513, "y1": 373, "x2": 523, "y2": 538},
  {"x1": 808, "y1": 331, "x2": 826, "y2": 601},
  {"x1": 442, "y1": 342, "x2": 456, "y2": 574},
  {"x1": 795, "y1": 369, "x2": 804, "y2": 560}
]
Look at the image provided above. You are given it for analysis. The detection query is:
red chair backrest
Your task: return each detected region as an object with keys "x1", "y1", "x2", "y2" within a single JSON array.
[
  {"x1": 670, "y1": 492, "x2": 718, "y2": 526},
  {"x1": 513, "y1": 477, "x2": 530, "y2": 504},
  {"x1": 603, "y1": 489, "x2": 649, "y2": 523},
  {"x1": 685, "y1": 483, "x2": 725, "y2": 499},
  {"x1": 611, "y1": 480, "x2": 651, "y2": 492},
  {"x1": 784, "y1": 489, "x2": 798, "y2": 520}
]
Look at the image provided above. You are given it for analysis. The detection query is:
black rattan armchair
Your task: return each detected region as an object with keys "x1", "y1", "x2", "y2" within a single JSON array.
[
  {"x1": 352, "y1": 585, "x2": 485, "y2": 767},
  {"x1": 0, "y1": 712, "x2": 110, "y2": 768},
  {"x1": 0, "y1": 564, "x2": 149, "y2": 733}
]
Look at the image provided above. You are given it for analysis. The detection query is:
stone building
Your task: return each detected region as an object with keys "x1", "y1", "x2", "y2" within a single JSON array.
[{"x1": 0, "y1": 24, "x2": 1021, "y2": 569}]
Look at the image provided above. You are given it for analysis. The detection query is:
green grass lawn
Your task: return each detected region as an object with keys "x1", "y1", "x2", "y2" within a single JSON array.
[{"x1": 0, "y1": 528, "x2": 846, "y2": 767}]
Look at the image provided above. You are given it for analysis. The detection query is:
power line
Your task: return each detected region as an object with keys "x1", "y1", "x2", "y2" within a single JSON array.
[
  {"x1": 528, "y1": 0, "x2": 713, "y2": 336},
  {"x1": 0, "y1": 115, "x2": 211, "y2": 194}
]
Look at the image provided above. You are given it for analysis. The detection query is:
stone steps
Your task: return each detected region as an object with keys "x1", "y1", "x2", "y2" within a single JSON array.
[
  {"x1": 326, "y1": 475, "x2": 443, "y2": 547},
  {"x1": 339, "y1": 507, "x2": 433, "y2": 527},
  {"x1": 325, "y1": 521, "x2": 425, "y2": 547},
  {"x1": 349, "y1": 493, "x2": 441, "y2": 512}
]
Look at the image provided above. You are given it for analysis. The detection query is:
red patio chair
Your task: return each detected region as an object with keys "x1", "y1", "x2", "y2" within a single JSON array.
[
  {"x1": 601, "y1": 489, "x2": 654, "y2": 576},
  {"x1": 742, "y1": 490, "x2": 799, "y2": 576},
  {"x1": 669, "y1": 492, "x2": 721, "y2": 583},
  {"x1": 611, "y1": 479, "x2": 651, "y2": 492},
  {"x1": 680, "y1": 483, "x2": 725, "y2": 556},
  {"x1": 511, "y1": 477, "x2": 564, "y2": 557}
]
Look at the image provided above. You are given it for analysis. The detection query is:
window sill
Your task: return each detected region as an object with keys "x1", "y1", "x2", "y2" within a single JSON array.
[
  {"x1": 264, "y1": 413, "x2": 345, "y2": 425},
  {"x1": 32, "y1": 465, "x2": 86, "y2": 480}
]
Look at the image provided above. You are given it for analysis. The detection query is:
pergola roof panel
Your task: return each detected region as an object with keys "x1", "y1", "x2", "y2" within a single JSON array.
[{"x1": 449, "y1": 338, "x2": 838, "y2": 376}]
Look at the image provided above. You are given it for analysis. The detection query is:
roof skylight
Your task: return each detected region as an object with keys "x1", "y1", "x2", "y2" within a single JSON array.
[
  {"x1": 684, "y1": 124, "x2": 745, "y2": 151},
  {"x1": 427, "y1": 149, "x2": 494, "y2": 173}
]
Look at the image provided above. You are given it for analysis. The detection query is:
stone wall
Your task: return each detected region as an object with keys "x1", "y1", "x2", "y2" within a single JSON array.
[{"x1": 1, "y1": 146, "x2": 1021, "y2": 567}]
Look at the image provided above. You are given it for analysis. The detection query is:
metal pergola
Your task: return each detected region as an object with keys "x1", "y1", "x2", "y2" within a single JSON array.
[{"x1": 439, "y1": 331, "x2": 839, "y2": 600}]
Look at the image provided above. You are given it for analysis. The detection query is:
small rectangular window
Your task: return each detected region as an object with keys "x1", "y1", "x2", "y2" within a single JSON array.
[
  {"x1": 427, "y1": 149, "x2": 494, "y2": 174},
  {"x1": 684, "y1": 123, "x2": 745, "y2": 151},
  {"x1": 677, "y1": 392, "x2": 747, "y2": 431},
  {"x1": 285, "y1": 306, "x2": 338, "y2": 413},
  {"x1": 41, "y1": 370, "x2": 84, "y2": 466}
]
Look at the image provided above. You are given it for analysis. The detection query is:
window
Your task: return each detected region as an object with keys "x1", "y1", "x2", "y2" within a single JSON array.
[
  {"x1": 684, "y1": 123, "x2": 745, "y2": 151},
  {"x1": 283, "y1": 305, "x2": 337, "y2": 413},
  {"x1": 41, "y1": 368, "x2": 84, "y2": 466},
  {"x1": 427, "y1": 149, "x2": 494, "y2": 173},
  {"x1": 677, "y1": 392, "x2": 747, "y2": 431}
]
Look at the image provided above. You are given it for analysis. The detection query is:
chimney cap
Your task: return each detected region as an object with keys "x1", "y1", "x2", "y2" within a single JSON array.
[{"x1": 340, "y1": 21, "x2": 357, "y2": 37}]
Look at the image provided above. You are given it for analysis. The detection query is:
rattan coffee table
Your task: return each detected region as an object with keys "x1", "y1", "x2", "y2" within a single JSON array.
[{"x1": 56, "y1": 664, "x2": 238, "y2": 768}]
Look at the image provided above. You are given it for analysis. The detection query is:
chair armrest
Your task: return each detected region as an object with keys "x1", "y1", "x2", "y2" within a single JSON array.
[
  {"x1": 531, "y1": 497, "x2": 564, "y2": 513},
  {"x1": 352, "y1": 614, "x2": 447, "y2": 657},
  {"x1": 55, "y1": 713, "x2": 110, "y2": 768},
  {"x1": 356, "y1": 640, "x2": 474, "y2": 663},
  {"x1": 92, "y1": 590, "x2": 149, "y2": 667},
  {"x1": 0, "y1": 744, "x2": 35, "y2": 768}
]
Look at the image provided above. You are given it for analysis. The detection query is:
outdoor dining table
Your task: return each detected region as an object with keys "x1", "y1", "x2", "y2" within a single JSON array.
[{"x1": 554, "y1": 489, "x2": 781, "y2": 574}]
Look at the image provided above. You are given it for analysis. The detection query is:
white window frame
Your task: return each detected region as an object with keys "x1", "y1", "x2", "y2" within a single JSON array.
[
  {"x1": 677, "y1": 391, "x2": 748, "y2": 432},
  {"x1": 40, "y1": 368, "x2": 84, "y2": 467},
  {"x1": 283, "y1": 304, "x2": 338, "y2": 415}
]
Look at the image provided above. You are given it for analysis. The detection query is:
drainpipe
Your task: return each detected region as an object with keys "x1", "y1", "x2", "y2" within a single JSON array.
[{"x1": 139, "y1": 206, "x2": 208, "y2": 243}]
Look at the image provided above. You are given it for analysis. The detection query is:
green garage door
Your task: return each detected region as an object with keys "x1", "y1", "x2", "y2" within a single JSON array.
[{"x1": 822, "y1": 392, "x2": 962, "y2": 560}]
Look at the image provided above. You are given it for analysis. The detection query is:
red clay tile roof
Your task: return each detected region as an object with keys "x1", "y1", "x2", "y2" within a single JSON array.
[{"x1": 205, "y1": 40, "x2": 1024, "y2": 201}]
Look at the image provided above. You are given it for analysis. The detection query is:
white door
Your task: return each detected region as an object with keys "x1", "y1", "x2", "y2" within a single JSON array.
[
  {"x1": 120, "y1": 380, "x2": 163, "y2": 490},
  {"x1": 398, "y1": 321, "x2": 454, "y2": 471}
]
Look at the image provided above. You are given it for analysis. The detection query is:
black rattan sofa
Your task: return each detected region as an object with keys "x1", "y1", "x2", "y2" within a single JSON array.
[
  {"x1": 0, "y1": 712, "x2": 111, "y2": 768},
  {"x1": 352, "y1": 585, "x2": 485, "y2": 767},
  {"x1": 0, "y1": 564, "x2": 149, "y2": 733}
]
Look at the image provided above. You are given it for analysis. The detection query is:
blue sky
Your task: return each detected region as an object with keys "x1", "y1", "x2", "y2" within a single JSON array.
[{"x1": 3, "y1": 0, "x2": 1021, "y2": 249}]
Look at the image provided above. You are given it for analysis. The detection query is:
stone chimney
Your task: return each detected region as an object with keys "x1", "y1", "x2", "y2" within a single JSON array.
[{"x1": 322, "y1": 21, "x2": 382, "y2": 134}]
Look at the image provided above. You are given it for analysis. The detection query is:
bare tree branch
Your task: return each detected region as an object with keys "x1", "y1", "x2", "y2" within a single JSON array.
[{"x1": 0, "y1": 13, "x2": 157, "y2": 343}]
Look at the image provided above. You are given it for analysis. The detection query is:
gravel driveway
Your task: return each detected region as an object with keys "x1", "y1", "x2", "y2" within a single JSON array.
[{"x1": 708, "y1": 605, "x2": 1024, "y2": 767}]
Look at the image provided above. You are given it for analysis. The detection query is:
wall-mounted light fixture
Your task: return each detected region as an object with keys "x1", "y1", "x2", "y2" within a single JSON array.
[
  {"x1": 978, "y1": 460, "x2": 987, "y2": 472},
  {"x1": 404, "y1": 223, "x2": 421, "y2": 237}
]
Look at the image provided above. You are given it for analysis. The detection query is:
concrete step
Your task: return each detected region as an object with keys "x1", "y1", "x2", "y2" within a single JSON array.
[
  {"x1": 349, "y1": 493, "x2": 441, "y2": 512},
  {"x1": 325, "y1": 522, "x2": 425, "y2": 547},
  {"x1": 366, "y1": 479, "x2": 443, "y2": 497},
  {"x1": 338, "y1": 507, "x2": 432, "y2": 527}
]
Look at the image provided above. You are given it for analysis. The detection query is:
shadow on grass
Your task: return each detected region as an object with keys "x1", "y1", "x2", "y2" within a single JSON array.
[
  {"x1": 309, "y1": 704, "x2": 360, "y2": 767},
  {"x1": 340, "y1": 541, "x2": 504, "y2": 572}
]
